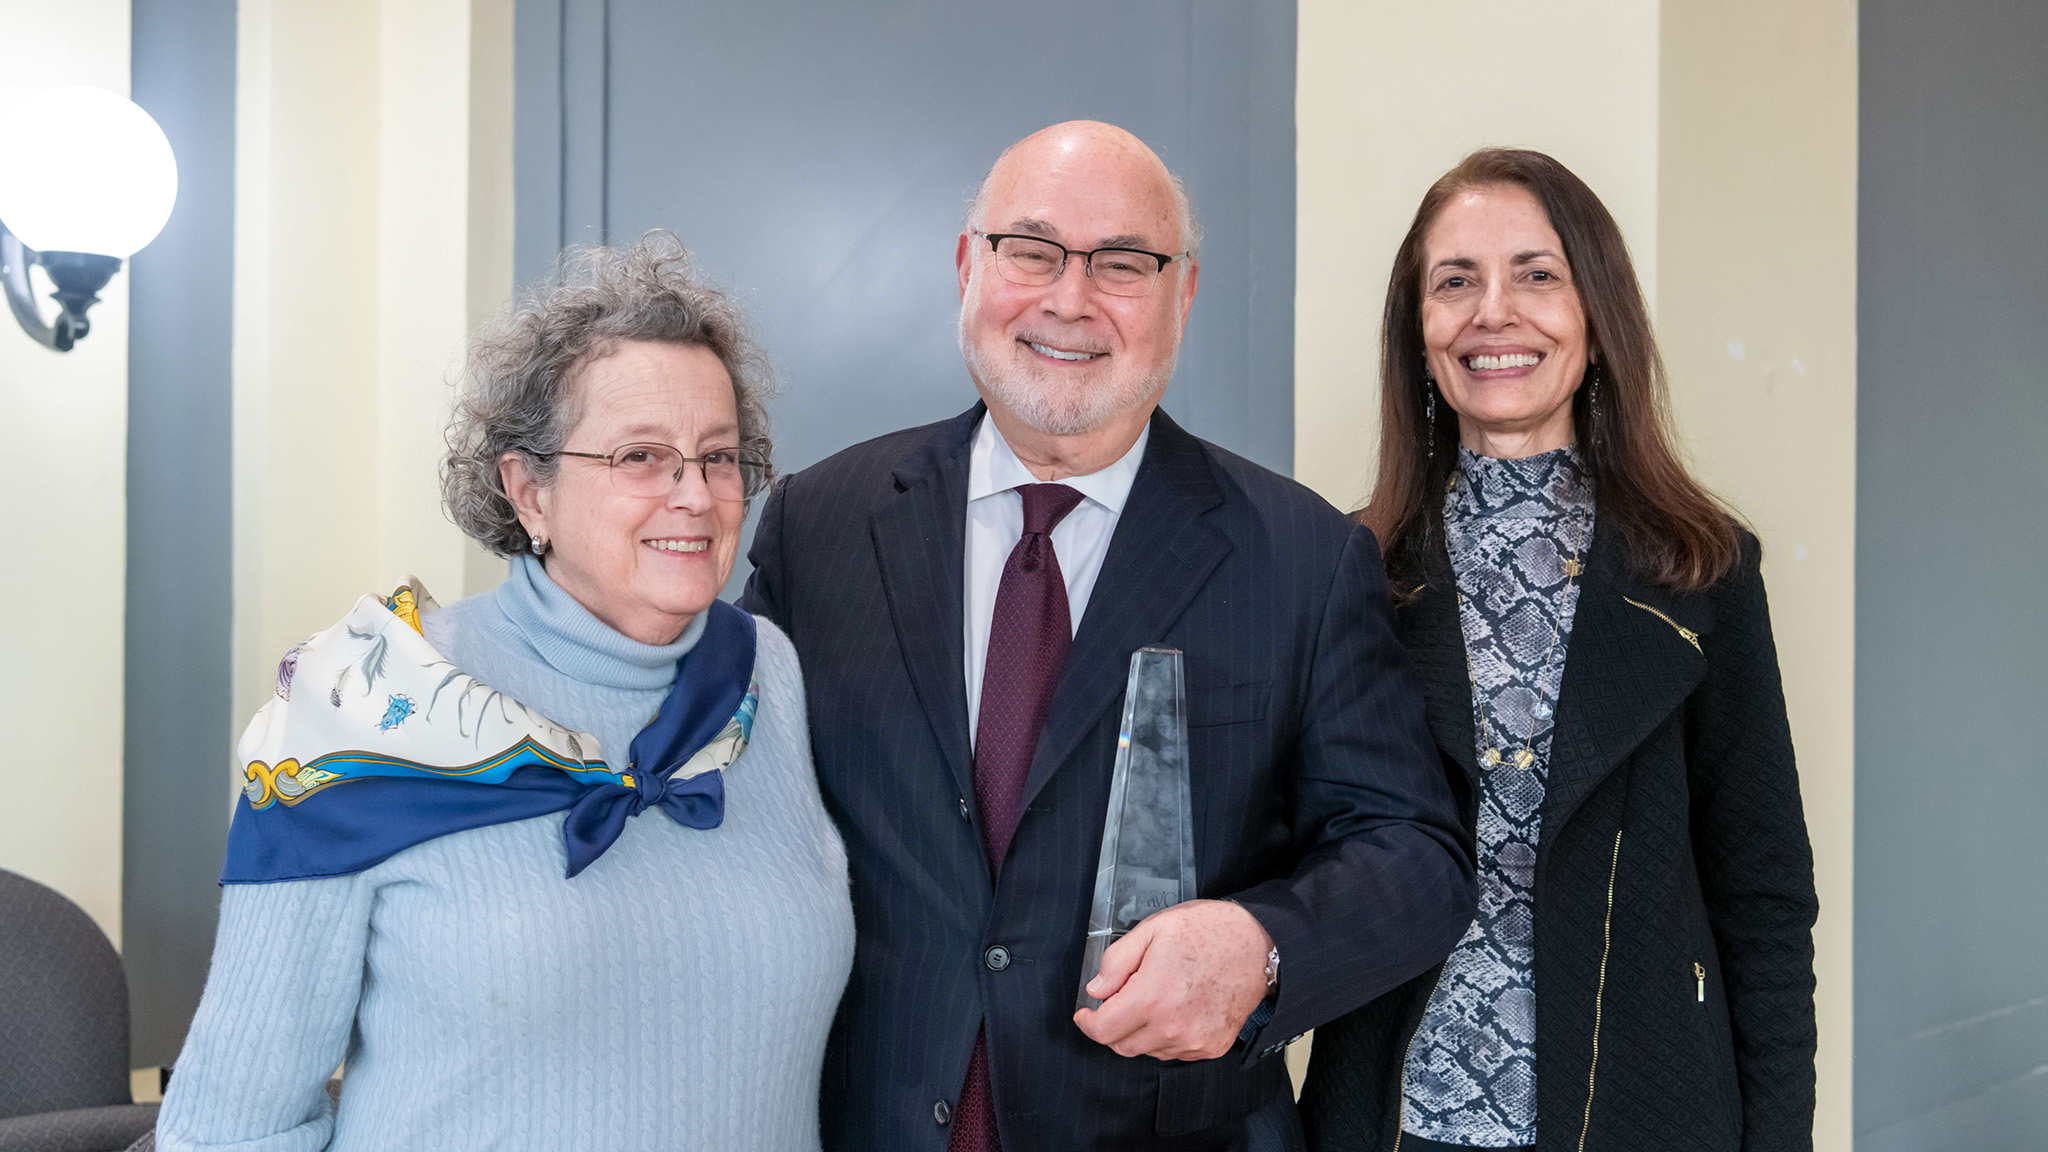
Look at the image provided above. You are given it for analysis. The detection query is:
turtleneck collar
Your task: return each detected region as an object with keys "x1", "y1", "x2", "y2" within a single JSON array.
[
  {"x1": 1450, "y1": 443, "x2": 1593, "y2": 519},
  {"x1": 495, "y1": 553, "x2": 707, "y2": 691}
]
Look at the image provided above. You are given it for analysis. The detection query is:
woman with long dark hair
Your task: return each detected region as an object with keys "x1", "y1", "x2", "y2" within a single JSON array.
[{"x1": 1299, "y1": 149, "x2": 1818, "y2": 1152}]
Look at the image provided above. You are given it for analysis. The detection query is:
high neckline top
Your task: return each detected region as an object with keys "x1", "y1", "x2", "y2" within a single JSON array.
[
  {"x1": 1403, "y1": 441, "x2": 1595, "y2": 1147},
  {"x1": 1449, "y1": 443, "x2": 1594, "y2": 521},
  {"x1": 498, "y1": 552, "x2": 707, "y2": 692}
]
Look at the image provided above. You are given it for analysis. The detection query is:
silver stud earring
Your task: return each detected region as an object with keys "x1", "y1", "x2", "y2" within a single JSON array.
[{"x1": 530, "y1": 534, "x2": 547, "y2": 555}]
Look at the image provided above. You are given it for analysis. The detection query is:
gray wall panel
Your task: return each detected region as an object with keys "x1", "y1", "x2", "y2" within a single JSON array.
[
  {"x1": 517, "y1": 2, "x2": 1295, "y2": 590},
  {"x1": 124, "y1": 0, "x2": 238, "y2": 1068},
  {"x1": 513, "y1": 0, "x2": 565, "y2": 279},
  {"x1": 560, "y1": 0, "x2": 610, "y2": 247},
  {"x1": 1855, "y1": 2, "x2": 2048, "y2": 1147}
]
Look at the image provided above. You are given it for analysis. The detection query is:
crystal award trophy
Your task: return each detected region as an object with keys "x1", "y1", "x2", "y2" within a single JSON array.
[{"x1": 1076, "y1": 646, "x2": 1197, "y2": 1010}]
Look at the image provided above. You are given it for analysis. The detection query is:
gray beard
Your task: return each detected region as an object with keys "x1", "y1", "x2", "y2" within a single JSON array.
[{"x1": 958, "y1": 316, "x2": 1178, "y2": 438}]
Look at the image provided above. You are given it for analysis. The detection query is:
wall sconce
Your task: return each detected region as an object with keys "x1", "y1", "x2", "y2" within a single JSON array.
[{"x1": 0, "y1": 86, "x2": 177, "y2": 352}]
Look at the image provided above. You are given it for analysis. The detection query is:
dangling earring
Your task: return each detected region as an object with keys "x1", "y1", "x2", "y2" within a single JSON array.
[
  {"x1": 530, "y1": 534, "x2": 548, "y2": 556},
  {"x1": 1423, "y1": 372, "x2": 1438, "y2": 464},
  {"x1": 1588, "y1": 366, "x2": 1604, "y2": 450}
]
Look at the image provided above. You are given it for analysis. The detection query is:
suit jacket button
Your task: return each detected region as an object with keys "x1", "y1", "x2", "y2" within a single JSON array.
[
  {"x1": 934, "y1": 1100, "x2": 952, "y2": 1125},
  {"x1": 984, "y1": 945, "x2": 1011, "y2": 971},
  {"x1": 958, "y1": 796, "x2": 971, "y2": 823}
]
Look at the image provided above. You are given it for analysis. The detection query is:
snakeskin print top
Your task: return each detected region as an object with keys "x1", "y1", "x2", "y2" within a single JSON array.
[{"x1": 1401, "y1": 445, "x2": 1594, "y2": 1148}]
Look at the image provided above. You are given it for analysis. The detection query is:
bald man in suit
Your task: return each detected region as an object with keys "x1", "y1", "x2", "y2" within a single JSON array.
[{"x1": 741, "y1": 120, "x2": 1475, "y2": 1152}]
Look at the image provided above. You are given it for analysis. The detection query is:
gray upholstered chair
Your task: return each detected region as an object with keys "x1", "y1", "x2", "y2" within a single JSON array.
[{"x1": 0, "y1": 868, "x2": 159, "y2": 1152}]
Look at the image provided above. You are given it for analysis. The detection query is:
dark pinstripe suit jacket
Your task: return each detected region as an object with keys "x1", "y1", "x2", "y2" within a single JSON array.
[{"x1": 740, "y1": 403, "x2": 1476, "y2": 1152}]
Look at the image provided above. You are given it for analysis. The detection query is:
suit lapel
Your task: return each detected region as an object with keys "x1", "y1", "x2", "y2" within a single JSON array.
[
  {"x1": 1541, "y1": 525, "x2": 1713, "y2": 833},
  {"x1": 1400, "y1": 536, "x2": 1481, "y2": 787},
  {"x1": 870, "y1": 405, "x2": 982, "y2": 805},
  {"x1": 1018, "y1": 410, "x2": 1232, "y2": 813}
]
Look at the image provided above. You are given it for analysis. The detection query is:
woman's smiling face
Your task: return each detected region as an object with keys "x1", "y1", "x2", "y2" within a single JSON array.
[
  {"x1": 1420, "y1": 182, "x2": 1591, "y2": 458},
  {"x1": 505, "y1": 340, "x2": 745, "y2": 645}
]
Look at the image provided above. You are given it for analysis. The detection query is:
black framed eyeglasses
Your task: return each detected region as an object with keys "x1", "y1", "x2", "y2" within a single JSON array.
[
  {"x1": 974, "y1": 231, "x2": 1183, "y2": 297},
  {"x1": 547, "y1": 443, "x2": 770, "y2": 501}
]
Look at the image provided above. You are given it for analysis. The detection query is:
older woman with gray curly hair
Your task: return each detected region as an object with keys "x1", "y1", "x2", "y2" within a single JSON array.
[{"x1": 158, "y1": 233, "x2": 854, "y2": 1152}]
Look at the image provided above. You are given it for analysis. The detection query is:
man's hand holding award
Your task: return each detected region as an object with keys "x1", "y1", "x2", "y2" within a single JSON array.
[{"x1": 1071, "y1": 648, "x2": 1276, "y2": 1063}]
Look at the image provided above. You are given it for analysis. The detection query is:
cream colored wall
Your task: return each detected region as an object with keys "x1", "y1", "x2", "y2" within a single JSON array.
[
  {"x1": 1657, "y1": 3, "x2": 1858, "y2": 1147},
  {"x1": 1295, "y1": 0, "x2": 1661, "y2": 511},
  {"x1": 1294, "y1": 0, "x2": 1856, "y2": 1145},
  {"x1": 0, "y1": 0, "x2": 132, "y2": 946},
  {"x1": 232, "y1": 0, "x2": 514, "y2": 727}
]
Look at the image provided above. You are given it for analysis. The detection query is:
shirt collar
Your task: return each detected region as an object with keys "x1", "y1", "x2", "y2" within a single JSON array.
[{"x1": 967, "y1": 411, "x2": 1150, "y2": 515}]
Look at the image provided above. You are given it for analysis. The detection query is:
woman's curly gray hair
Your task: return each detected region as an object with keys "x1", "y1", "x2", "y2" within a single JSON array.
[{"x1": 442, "y1": 231, "x2": 774, "y2": 557}]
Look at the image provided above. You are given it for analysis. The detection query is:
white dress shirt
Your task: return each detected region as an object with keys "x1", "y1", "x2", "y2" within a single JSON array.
[{"x1": 964, "y1": 413, "x2": 1149, "y2": 750}]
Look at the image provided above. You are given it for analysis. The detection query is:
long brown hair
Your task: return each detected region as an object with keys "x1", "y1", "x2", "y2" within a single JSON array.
[{"x1": 1360, "y1": 148, "x2": 1741, "y2": 595}]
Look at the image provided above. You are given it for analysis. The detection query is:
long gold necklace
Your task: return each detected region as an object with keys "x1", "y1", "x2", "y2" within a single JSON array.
[{"x1": 1451, "y1": 474, "x2": 1591, "y2": 771}]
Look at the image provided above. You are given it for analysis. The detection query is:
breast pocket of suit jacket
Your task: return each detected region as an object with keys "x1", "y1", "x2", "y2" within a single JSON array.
[
  {"x1": 1185, "y1": 679, "x2": 1269, "y2": 729},
  {"x1": 1182, "y1": 679, "x2": 1280, "y2": 881}
]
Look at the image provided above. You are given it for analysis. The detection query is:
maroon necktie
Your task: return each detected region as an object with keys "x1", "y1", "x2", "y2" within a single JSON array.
[{"x1": 951, "y1": 482, "x2": 1084, "y2": 1152}]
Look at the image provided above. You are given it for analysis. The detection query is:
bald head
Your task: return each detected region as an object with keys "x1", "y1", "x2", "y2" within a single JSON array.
[
  {"x1": 967, "y1": 121, "x2": 1201, "y2": 258},
  {"x1": 954, "y1": 120, "x2": 1203, "y2": 460}
]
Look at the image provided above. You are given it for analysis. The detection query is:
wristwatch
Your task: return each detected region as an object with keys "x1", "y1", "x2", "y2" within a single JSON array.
[
  {"x1": 1221, "y1": 897, "x2": 1281, "y2": 994},
  {"x1": 1239, "y1": 944, "x2": 1282, "y2": 1049}
]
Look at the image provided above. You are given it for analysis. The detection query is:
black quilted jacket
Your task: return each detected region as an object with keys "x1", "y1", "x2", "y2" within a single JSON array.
[{"x1": 1300, "y1": 527, "x2": 1818, "y2": 1152}]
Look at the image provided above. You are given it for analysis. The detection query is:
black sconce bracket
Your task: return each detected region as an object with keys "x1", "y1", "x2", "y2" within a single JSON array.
[{"x1": 1, "y1": 220, "x2": 121, "y2": 352}]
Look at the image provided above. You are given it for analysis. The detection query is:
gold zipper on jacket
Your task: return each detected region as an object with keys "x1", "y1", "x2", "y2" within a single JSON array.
[
  {"x1": 1695, "y1": 961, "x2": 1706, "y2": 1003},
  {"x1": 1577, "y1": 830, "x2": 1623, "y2": 1152},
  {"x1": 1391, "y1": 963, "x2": 1450, "y2": 1151},
  {"x1": 1622, "y1": 597, "x2": 1701, "y2": 652}
]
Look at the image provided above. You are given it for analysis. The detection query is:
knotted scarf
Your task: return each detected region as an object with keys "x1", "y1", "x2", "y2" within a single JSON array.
[{"x1": 222, "y1": 579, "x2": 757, "y2": 883}]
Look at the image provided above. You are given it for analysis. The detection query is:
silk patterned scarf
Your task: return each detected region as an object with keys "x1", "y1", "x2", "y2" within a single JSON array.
[{"x1": 223, "y1": 579, "x2": 758, "y2": 883}]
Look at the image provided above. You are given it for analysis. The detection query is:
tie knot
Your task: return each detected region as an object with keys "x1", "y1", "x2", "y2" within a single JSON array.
[{"x1": 1019, "y1": 483, "x2": 1084, "y2": 536}]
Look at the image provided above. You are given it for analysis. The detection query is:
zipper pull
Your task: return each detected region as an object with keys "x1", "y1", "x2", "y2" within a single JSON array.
[{"x1": 1694, "y1": 962, "x2": 1706, "y2": 1002}]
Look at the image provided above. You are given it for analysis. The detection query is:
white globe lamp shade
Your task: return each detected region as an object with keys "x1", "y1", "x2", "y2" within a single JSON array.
[{"x1": 0, "y1": 86, "x2": 178, "y2": 258}]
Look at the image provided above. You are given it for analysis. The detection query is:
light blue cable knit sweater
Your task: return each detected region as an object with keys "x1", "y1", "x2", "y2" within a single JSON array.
[{"x1": 158, "y1": 556, "x2": 854, "y2": 1152}]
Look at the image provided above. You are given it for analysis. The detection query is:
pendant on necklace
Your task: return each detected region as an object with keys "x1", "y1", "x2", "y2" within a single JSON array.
[
  {"x1": 1514, "y1": 749, "x2": 1536, "y2": 769},
  {"x1": 1532, "y1": 702, "x2": 1554, "y2": 720},
  {"x1": 1481, "y1": 747, "x2": 1502, "y2": 767},
  {"x1": 1562, "y1": 558, "x2": 1582, "y2": 578}
]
